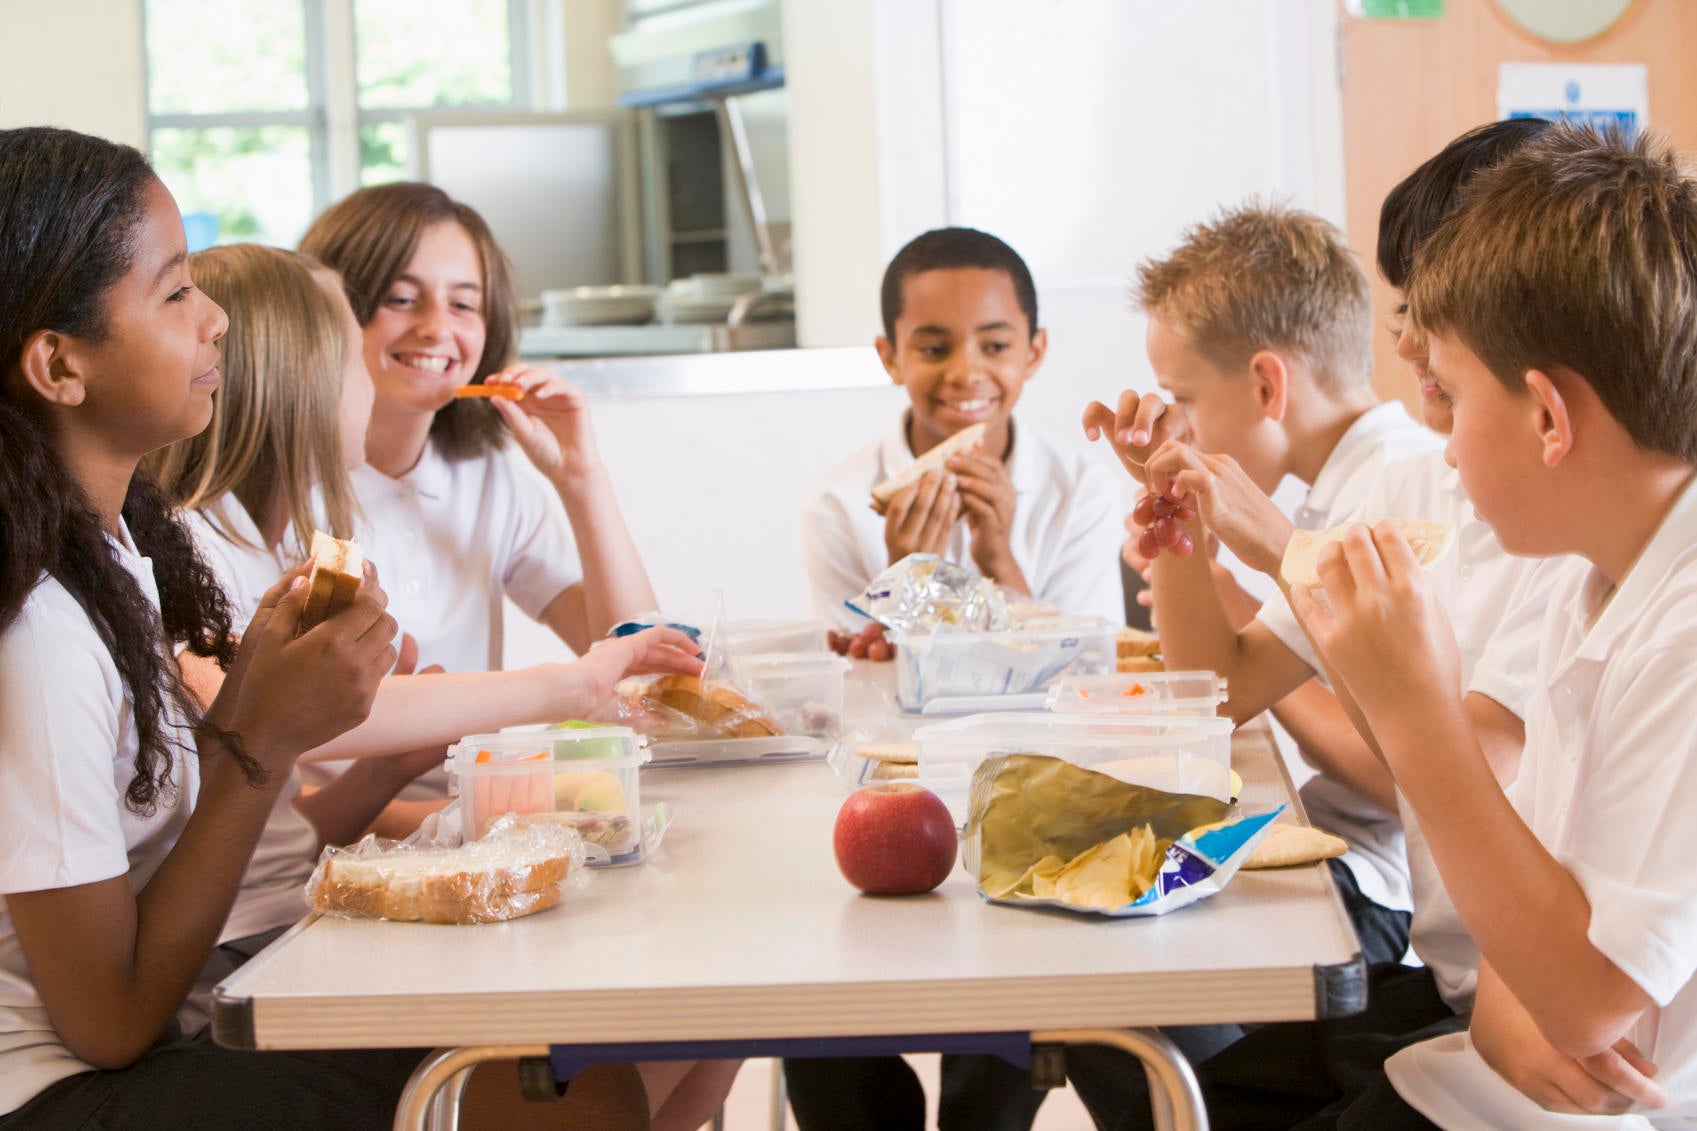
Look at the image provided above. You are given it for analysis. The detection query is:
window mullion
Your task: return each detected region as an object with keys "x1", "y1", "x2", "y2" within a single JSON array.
[{"x1": 319, "y1": 0, "x2": 363, "y2": 202}]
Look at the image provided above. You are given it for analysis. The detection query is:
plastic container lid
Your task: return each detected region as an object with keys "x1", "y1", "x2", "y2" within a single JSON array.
[
  {"x1": 732, "y1": 651, "x2": 852, "y2": 676},
  {"x1": 448, "y1": 728, "x2": 645, "y2": 770},
  {"x1": 1045, "y1": 672, "x2": 1229, "y2": 716}
]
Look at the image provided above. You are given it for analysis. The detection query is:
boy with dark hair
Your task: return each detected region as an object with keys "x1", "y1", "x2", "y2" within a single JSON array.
[
  {"x1": 801, "y1": 227, "x2": 1123, "y2": 631},
  {"x1": 1301, "y1": 124, "x2": 1697, "y2": 1128}
]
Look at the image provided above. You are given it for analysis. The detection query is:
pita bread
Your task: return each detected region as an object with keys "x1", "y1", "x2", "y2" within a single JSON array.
[
  {"x1": 1280, "y1": 520, "x2": 1454, "y2": 590},
  {"x1": 870, "y1": 423, "x2": 987, "y2": 514},
  {"x1": 1242, "y1": 823, "x2": 1349, "y2": 869}
]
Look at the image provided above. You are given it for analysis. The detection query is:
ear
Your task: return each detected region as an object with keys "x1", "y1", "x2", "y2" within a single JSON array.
[
  {"x1": 1523, "y1": 369, "x2": 1574, "y2": 469},
  {"x1": 16, "y1": 329, "x2": 87, "y2": 408},
  {"x1": 875, "y1": 336, "x2": 901, "y2": 384},
  {"x1": 1023, "y1": 328, "x2": 1049, "y2": 378},
  {"x1": 1247, "y1": 349, "x2": 1289, "y2": 422}
]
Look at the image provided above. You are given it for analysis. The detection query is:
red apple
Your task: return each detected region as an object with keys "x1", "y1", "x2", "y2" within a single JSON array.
[{"x1": 833, "y1": 784, "x2": 958, "y2": 895}]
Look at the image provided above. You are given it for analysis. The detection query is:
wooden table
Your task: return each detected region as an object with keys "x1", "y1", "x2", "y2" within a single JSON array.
[{"x1": 214, "y1": 717, "x2": 1363, "y2": 1131}]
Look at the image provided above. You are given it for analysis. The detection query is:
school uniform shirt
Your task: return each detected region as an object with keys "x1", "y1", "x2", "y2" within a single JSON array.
[
  {"x1": 1388, "y1": 475, "x2": 1697, "y2": 1130},
  {"x1": 303, "y1": 442, "x2": 585, "y2": 798},
  {"x1": 798, "y1": 415, "x2": 1126, "y2": 626},
  {"x1": 182, "y1": 507, "x2": 320, "y2": 945},
  {"x1": 1253, "y1": 400, "x2": 1443, "y2": 916},
  {"x1": 1336, "y1": 450, "x2": 1584, "y2": 1013},
  {"x1": 0, "y1": 524, "x2": 199, "y2": 1117}
]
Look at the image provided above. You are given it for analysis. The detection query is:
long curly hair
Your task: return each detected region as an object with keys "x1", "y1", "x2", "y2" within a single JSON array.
[{"x1": 0, "y1": 127, "x2": 245, "y2": 812}]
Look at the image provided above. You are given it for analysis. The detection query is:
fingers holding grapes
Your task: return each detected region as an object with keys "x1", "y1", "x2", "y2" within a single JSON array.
[{"x1": 1130, "y1": 491, "x2": 1199, "y2": 563}]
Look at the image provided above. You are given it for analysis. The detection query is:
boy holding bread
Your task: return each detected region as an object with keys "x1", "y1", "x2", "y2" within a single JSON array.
[
  {"x1": 800, "y1": 227, "x2": 1124, "y2": 633},
  {"x1": 1289, "y1": 124, "x2": 1697, "y2": 1128}
]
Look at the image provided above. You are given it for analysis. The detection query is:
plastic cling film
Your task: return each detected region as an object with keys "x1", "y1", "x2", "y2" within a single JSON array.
[
  {"x1": 307, "y1": 814, "x2": 588, "y2": 925},
  {"x1": 846, "y1": 554, "x2": 1014, "y2": 634}
]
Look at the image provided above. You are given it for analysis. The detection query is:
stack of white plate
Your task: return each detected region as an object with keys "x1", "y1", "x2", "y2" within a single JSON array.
[
  {"x1": 657, "y1": 279, "x2": 736, "y2": 324},
  {"x1": 539, "y1": 285, "x2": 658, "y2": 327}
]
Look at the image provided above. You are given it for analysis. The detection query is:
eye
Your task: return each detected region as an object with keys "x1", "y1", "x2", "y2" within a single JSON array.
[
  {"x1": 384, "y1": 293, "x2": 416, "y2": 309},
  {"x1": 918, "y1": 345, "x2": 946, "y2": 360},
  {"x1": 166, "y1": 285, "x2": 193, "y2": 304},
  {"x1": 982, "y1": 341, "x2": 1009, "y2": 356},
  {"x1": 451, "y1": 300, "x2": 481, "y2": 314}
]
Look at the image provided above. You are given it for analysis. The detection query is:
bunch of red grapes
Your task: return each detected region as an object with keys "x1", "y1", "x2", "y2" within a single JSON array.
[{"x1": 1132, "y1": 492, "x2": 1199, "y2": 560}]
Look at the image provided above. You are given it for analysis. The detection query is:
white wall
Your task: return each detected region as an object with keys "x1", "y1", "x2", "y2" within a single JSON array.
[{"x1": 0, "y1": 0, "x2": 146, "y2": 145}]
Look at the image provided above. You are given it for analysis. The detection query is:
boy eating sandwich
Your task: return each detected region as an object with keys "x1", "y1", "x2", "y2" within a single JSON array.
[{"x1": 800, "y1": 227, "x2": 1123, "y2": 631}]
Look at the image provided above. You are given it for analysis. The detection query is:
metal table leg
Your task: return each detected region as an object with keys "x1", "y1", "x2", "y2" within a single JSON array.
[
  {"x1": 1033, "y1": 1028, "x2": 1208, "y2": 1131},
  {"x1": 394, "y1": 1045, "x2": 549, "y2": 1131}
]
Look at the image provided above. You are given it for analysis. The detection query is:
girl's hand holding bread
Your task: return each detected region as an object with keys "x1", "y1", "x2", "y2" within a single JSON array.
[{"x1": 204, "y1": 558, "x2": 398, "y2": 776}]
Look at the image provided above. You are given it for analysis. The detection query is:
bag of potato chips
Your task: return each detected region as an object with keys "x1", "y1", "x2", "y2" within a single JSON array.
[{"x1": 962, "y1": 753, "x2": 1279, "y2": 917}]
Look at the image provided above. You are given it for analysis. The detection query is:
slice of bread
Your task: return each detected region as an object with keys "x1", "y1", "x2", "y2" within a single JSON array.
[
  {"x1": 297, "y1": 530, "x2": 363, "y2": 635},
  {"x1": 312, "y1": 842, "x2": 573, "y2": 924},
  {"x1": 870, "y1": 422, "x2": 988, "y2": 515},
  {"x1": 1280, "y1": 520, "x2": 1454, "y2": 591},
  {"x1": 1117, "y1": 626, "x2": 1162, "y2": 659}
]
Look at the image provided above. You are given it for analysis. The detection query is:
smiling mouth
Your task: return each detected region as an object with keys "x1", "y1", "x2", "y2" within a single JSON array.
[
  {"x1": 393, "y1": 353, "x2": 455, "y2": 374},
  {"x1": 935, "y1": 396, "x2": 999, "y2": 414}
]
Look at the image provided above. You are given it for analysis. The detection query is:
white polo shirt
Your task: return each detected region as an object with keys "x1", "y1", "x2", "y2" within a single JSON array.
[
  {"x1": 1326, "y1": 450, "x2": 1584, "y2": 1011},
  {"x1": 304, "y1": 441, "x2": 585, "y2": 797},
  {"x1": 799, "y1": 415, "x2": 1125, "y2": 625},
  {"x1": 0, "y1": 525, "x2": 199, "y2": 1117},
  {"x1": 1389, "y1": 475, "x2": 1697, "y2": 1129},
  {"x1": 1250, "y1": 401, "x2": 1440, "y2": 915},
  {"x1": 183, "y1": 507, "x2": 320, "y2": 945}
]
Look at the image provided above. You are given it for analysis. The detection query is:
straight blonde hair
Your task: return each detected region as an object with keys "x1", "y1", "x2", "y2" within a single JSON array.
[{"x1": 148, "y1": 244, "x2": 359, "y2": 553}]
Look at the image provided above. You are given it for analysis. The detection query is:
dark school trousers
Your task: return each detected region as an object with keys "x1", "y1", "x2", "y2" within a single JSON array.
[{"x1": 1067, "y1": 962, "x2": 1459, "y2": 1131}]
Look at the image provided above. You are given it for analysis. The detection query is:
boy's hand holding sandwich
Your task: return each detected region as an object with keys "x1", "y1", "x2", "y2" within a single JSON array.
[
  {"x1": 1288, "y1": 522, "x2": 1461, "y2": 729},
  {"x1": 883, "y1": 469, "x2": 962, "y2": 562},
  {"x1": 949, "y1": 449, "x2": 1030, "y2": 596}
]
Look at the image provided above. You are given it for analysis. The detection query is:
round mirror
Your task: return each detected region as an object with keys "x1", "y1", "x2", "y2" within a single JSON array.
[{"x1": 1492, "y1": 0, "x2": 1636, "y2": 44}]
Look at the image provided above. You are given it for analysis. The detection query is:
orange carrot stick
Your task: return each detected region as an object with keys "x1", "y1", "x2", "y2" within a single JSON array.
[{"x1": 454, "y1": 384, "x2": 524, "y2": 401}]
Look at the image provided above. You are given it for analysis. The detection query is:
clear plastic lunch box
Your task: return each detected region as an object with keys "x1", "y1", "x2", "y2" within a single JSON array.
[
  {"x1": 446, "y1": 728, "x2": 647, "y2": 866},
  {"x1": 893, "y1": 616, "x2": 1117, "y2": 714},
  {"x1": 721, "y1": 618, "x2": 830, "y2": 656},
  {"x1": 1045, "y1": 672, "x2": 1229, "y2": 716},
  {"x1": 913, "y1": 711, "x2": 1235, "y2": 822},
  {"x1": 729, "y1": 651, "x2": 851, "y2": 737}
]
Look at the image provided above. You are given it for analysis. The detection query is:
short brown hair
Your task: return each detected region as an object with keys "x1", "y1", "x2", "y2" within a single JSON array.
[
  {"x1": 299, "y1": 182, "x2": 516, "y2": 461},
  {"x1": 149, "y1": 244, "x2": 359, "y2": 553},
  {"x1": 1408, "y1": 125, "x2": 1697, "y2": 462},
  {"x1": 1132, "y1": 202, "x2": 1372, "y2": 394}
]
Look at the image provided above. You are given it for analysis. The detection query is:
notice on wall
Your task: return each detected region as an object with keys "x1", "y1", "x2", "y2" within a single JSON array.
[{"x1": 1497, "y1": 62, "x2": 1648, "y2": 136}]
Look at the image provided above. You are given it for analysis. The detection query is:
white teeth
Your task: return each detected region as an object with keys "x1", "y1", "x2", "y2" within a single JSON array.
[
  {"x1": 951, "y1": 399, "x2": 990, "y2": 412},
  {"x1": 398, "y1": 355, "x2": 451, "y2": 373}
]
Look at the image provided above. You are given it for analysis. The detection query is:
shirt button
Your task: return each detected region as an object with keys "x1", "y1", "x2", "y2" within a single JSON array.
[
  {"x1": 1459, "y1": 566, "x2": 1473, "y2": 582},
  {"x1": 405, "y1": 580, "x2": 423, "y2": 597}
]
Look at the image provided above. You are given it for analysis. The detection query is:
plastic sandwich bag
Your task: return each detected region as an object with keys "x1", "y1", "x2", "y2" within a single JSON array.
[
  {"x1": 962, "y1": 753, "x2": 1280, "y2": 917},
  {"x1": 306, "y1": 812, "x2": 590, "y2": 925},
  {"x1": 847, "y1": 553, "x2": 1015, "y2": 635}
]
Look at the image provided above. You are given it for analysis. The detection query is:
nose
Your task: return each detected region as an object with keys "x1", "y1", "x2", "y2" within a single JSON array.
[
  {"x1": 413, "y1": 298, "x2": 447, "y2": 342},
  {"x1": 204, "y1": 293, "x2": 229, "y2": 342}
]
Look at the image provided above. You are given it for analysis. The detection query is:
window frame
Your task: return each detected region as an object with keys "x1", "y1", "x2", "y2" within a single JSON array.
[{"x1": 141, "y1": 0, "x2": 546, "y2": 234}]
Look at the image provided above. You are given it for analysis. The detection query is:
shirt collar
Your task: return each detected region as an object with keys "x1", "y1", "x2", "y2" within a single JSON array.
[
  {"x1": 1301, "y1": 401, "x2": 1422, "y2": 523},
  {"x1": 1569, "y1": 473, "x2": 1697, "y2": 663},
  {"x1": 354, "y1": 441, "x2": 453, "y2": 502}
]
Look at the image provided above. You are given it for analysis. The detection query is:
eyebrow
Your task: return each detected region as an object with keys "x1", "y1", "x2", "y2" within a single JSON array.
[
  {"x1": 394, "y1": 272, "x2": 482, "y2": 293},
  {"x1": 975, "y1": 320, "x2": 1015, "y2": 333},
  {"x1": 152, "y1": 251, "x2": 187, "y2": 289}
]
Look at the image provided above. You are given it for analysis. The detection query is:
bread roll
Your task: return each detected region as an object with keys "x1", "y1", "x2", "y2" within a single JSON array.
[
  {"x1": 648, "y1": 675, "x2": 785, "y2": 738},
  {"x1": 870, "y1": 423, "x2": 987, "y2": 515},
  {"x1": 298, "y1": 530, "x2": 363, "y2": 635},
  {"x1": 1280, "y1": 520, "x2": 1453, "y2": 590}
]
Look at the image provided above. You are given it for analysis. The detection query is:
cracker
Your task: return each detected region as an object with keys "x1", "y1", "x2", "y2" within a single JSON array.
[
  {"x1": 870, "y1": 761, "x2": 919, "y2": 781},
  {"x1": 859, "y1": 742, "x2": 918, "y2": 764},
  {"x1": 1242, "y1": 823, "x2": 1349, "y2": 869}
]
